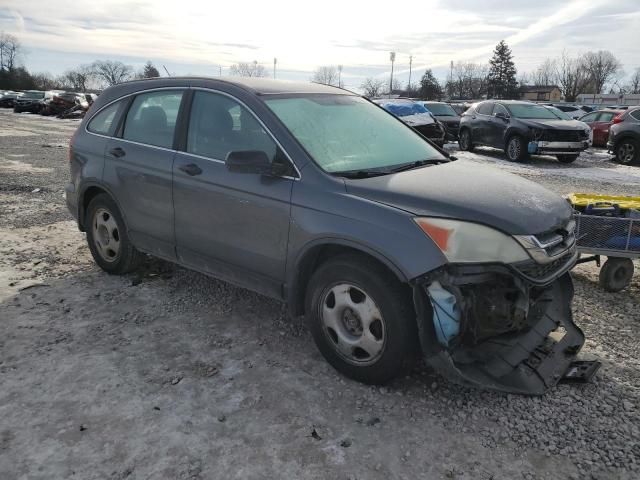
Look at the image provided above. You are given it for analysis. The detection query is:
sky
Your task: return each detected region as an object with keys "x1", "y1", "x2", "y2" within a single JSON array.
[{"x1": 1, "y1": 0, "x2": 638, "y2": 90}]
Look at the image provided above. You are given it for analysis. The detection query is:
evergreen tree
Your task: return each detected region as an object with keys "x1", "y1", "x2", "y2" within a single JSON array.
[
  {"x1": 419, "y1": 69, "x2": 442, "y2": 100},
  {"x1": 487, "y1": 40, "x2": 518, "y2": 99},
  {"x1": 142, "y1": 61, "x2": 160, "y2": 78}
]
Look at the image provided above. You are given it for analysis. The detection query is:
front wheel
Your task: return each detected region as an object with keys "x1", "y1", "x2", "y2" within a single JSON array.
[
  {"x1": 616, "y1": 139, "x2": 639, "y2": 165},
  {"x1": 85, "y1": 193, "x2": 142, "y2": 274},
  {"x1": 305, "y1": 255, "x2": 418, "y2": 384},
  {"x1": 557, "y1": 154, "x2": 579, "y2": 164},
  {"x1": 458, "y1": 129, "x2": 474, "y2": 152},
  {"x1": 505, "y1": 135, "x2": 528, "y2": 162},
  {"x1": 599, "y1": 258, "x2": 634, "y2": 292}
]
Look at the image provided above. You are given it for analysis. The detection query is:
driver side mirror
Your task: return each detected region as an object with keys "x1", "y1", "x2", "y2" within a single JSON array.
[
  {"x1": 494, "y1": 111, "x2": 510, "y2": 121},
  {"x1": 225, "y1": 150, "x2": 289, "y2": 177}
]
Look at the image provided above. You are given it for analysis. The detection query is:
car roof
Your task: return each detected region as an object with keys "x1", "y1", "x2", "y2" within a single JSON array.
[
  {"x1": 119, "y1": 76, "x2": 351, "y2": 96},
  {"x1": 373, "y1": 98, "x2": 415, "y2": 104}
]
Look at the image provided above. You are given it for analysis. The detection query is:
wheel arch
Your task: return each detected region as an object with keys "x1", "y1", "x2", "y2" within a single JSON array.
[
  {"x1": 77, "y1": 182, "x2": 126, "y2": 232},
  {"x1": 286, "y1": 240, "x2": 409, "y2": 318}
]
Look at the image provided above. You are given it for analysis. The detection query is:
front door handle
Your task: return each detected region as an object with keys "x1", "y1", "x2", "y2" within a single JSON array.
[
  {"x1": 178, "y1": 163, "x2": 202, "y2": 176},
  {"x1": 109, "y1": 147, "x2": 126, "y2": 158}
]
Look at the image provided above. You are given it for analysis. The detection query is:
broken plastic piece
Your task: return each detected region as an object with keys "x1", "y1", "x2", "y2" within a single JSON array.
[
  {"x1": 427, "y1": 281, "x2": 460, "y2": 346},
  {"x1": 560, "y1": 360, "x2": 601, "y2": 383}
]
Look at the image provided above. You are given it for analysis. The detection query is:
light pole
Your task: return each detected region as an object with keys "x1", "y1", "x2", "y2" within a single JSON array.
[
  {"x1": 273, "y1": 57, "x2": 277, "y2": 79},
  {"x1": 408, "y1": 55, "x2": 413, "y2": 91},
  {"x1": 338, "y1": 65, "x2": 343, "y2": 88},
  {"x1": 389, "y1": 51, "x2": 396, "y2": 97}
]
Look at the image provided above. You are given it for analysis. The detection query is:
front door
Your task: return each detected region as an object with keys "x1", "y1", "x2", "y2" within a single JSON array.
[
  {"x1": 103, "y1": 89, "x2": 185, "y2": 260},
  {"x1": 172, "y1": 90, "x2": 295, "y2": 298}
]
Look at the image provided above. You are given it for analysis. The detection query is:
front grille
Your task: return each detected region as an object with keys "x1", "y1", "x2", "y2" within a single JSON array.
[
  {"x1": 517, "y1": 251, "x2": 574, "y2": 280},
  {"x1": 414, "y1": 123, "x2": 443, "y2": 139},
  {"x1": 541, "y1": 130, "x2": 588, "y2": 142}
]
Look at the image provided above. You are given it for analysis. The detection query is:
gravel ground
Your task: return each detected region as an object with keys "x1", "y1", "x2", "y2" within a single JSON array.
[{"x1": 0, "y1": 109, "x2": 639, "y2": 480}]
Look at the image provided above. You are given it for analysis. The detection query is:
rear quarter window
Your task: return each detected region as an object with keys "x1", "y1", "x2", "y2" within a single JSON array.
[
  {"x1": 87, "y1": 101, "x2": 122, "y2": 136},
  {"x1": 630, "y1": 110, "x2": 640, "y2": 121}
]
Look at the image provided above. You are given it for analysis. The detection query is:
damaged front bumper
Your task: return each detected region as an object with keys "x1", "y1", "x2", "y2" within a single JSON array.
[{"x1": 412, "y1": 252, "x2": 584, "y2": 395}]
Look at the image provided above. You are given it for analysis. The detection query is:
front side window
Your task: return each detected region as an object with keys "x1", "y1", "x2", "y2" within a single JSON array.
[
  {"x1": 123, "y1": 90, "x2": 183, "y2": 148},
  {"x1": 477, "y1": 102, "x2": 494, "y2": 115},
  {"x1": 87, "y1": 101, "x2": 122, "y2": 136},
  {"x1": 187, "y1": 91, "x2": 278, "y2": 162},
  {"x1": 630, "y1": 109, "x2": 640, "y2": 121},
  {"x1": 493, "y1": 104, "x2": 509, "y2": 116},
  {"x1": 265, "y1": 95, "x2": 445, "y2": 174}
]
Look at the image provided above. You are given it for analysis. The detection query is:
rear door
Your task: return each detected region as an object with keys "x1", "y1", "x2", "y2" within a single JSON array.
[
  {"x1": 103, "y1": 89, "x2": 186, "y2": 260},
  {"x1": 592, "y1": 112, "x2": 616, "y2": 146},
  {"x1": 487, "y1": 103, "x2": 509, "y2": 147},
  {"x1": 472, "y1": 102, "x2": 494, "y2": 145},
  {"x1": 172, "y1": 89, "x2": 295, "y2": 298}
]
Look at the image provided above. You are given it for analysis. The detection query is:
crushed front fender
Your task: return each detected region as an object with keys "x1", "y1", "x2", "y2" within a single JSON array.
[{"x1": 413, "y1": 264, "x2": 584, "y2": 395}]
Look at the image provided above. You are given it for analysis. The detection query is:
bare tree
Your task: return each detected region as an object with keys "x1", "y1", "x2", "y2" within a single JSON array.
[
  {"x1": 532, "y1": 58, "x2": 557, "y2": 86},
  {"x1": 63, "y1": 64, "x2": 94, "y2": 92},
  {"x1": 91, "y1": 60, "x2": 133, "y2": 87},
  {"x1": 0, "y1": 32, "x2": 21, "y2": 71},
  {"x1": 447, "y1": 62, "x2": 488, "y2": 99},
  {"x1": 312, "y1": 66, "x2": 339, "y2": 86},
  {"x1": 31, "y1": 72, "x2": 59, "y2": 90},
  {"x1": 554, "y1": 51, "x2": 590, "y2": 102},
  {"x1": 229, "y1": 61, "x2": 267, "y2": 77},
  {"x1": 582, "y1": 50, "x2": 622, "y2": 94},
  {"x1": 360, "y1": 77, "x2": 385, "y2": 98},
  {"x1": 627, "y1": 67, "x2": 640, "y2": 94}
]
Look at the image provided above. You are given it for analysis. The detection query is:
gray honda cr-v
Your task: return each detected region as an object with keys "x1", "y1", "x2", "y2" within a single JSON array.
[{"x1": 66, "y1": 77, "x2": 583, "y2": 394}]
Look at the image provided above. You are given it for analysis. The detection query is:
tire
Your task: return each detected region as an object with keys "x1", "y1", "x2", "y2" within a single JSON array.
[
  {"x1": 85, "y1": 193, "x2": 142, "y2": 274},
  {"x1": 458, "y1": 128, "x2": 474, "y2": 152},
  {"x1": 615, "y1": 139, "x2": 639, "y2": 165},
  {"x1": 557, "y1": 154, "x2": 579, "y2": 164},
  {"x1": 599, "y1": 257, "x2": 634, "y2": 292},
  {"x1": 305, "y1": 255, "x2": 418, "y2": 385},
  {"x1": 505, "y1": 135, "x2": 528, "y2": 162}
]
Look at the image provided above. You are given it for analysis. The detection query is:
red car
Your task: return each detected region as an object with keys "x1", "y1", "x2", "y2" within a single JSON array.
[{"x1": 579, "y1": 109, "x2": 624, "y2": 147}]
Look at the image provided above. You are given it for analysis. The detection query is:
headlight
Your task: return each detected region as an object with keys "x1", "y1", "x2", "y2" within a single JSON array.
[{"x1": 414, "y1": 218, "x2": 531, "y2": 263}]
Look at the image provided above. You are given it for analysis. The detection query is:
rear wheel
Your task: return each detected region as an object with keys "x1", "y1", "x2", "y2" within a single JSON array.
[
  {"x1": 305, "y1": 255, "x2": 418, "y2": 384},
  {"x1": 505, "y1": 135, "x2": 528, "y2": 162},
  {"x1": 458, "y1": 129, "x2": 474, "y2": 152},
  {"x1": 557, "y1": 154, "x2": 579, "y2": 163},
  {"x1": 616, "y1": 139, "x2": 639, "y2": 165},
  {"x1": 599, "y1": 258, "x2": 634, "y2": 292},
  {"x1": 85, "y1": 193, "x2": 142, "y2": 274}
]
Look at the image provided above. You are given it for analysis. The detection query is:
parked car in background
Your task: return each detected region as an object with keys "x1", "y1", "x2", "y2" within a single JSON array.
[
  {"x1": 449, "y1": 102, "x2": 471, "y2": 115},
  {"x1": 418, "y1": 101, "x2": 461, "y2": 140},
  {"x1": 459, "y1": 100, "x2": 590, "y2": 163},
  {"x1": 579, "y1": 109, "x2": 624, "y2": 147},
  {"x1": 607, "y1": 107, "x2": 640, "y2": 165},
  {"x1": 41, "y1": 92, "x2": 90, "y2": 117},
  {"x1": 543, "y1": 104, "x2": 592, "y2": 119},
  {"x1": 66, "y1": 76, "x2": 584, "y2": 394},
  {"x1": 373, "y1": 98, "x2": 446, "y2": 146},
  {"x1": 0, "y1": 91, "x2": 22, "y2": 108},
  {"x1": 13, "y1": 90, "x2": 55, "y2": 114}
]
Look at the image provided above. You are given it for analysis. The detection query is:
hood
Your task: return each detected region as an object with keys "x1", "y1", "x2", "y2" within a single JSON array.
[
  {"x1": 519, "y1": 118, "x2": 588, "y2": 130},
  {"x1": 433, "y1": 115, "x2": 461, "y2": 125},
  {"x1": 345, "y1": 159, "x2": 572, "y2": 235},
  {"x1": 401, "y1": 113, "x2": 435, "y2": 126}
]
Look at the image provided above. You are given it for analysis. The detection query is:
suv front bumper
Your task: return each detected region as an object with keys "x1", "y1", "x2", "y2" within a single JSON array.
[
  {"x1": 528, "y1": 140, "x2": 589, "y2": 155},
  {"x1": 412, "y1": 253, "x2": 583, "y2": 395}
]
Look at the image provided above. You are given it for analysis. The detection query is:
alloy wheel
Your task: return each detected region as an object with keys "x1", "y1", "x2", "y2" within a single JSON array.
[
  {"x1": 319, "y1": 283, "x2": 386, "y2": 366},
  {"x1": 507, "y1": 137, "x2": 521, "y2": 161},
  {"x1": 92, "y1": 207, "x2": 121, "y2": 263},
  {"x1": 618, "y1": 142, "x2": 636, "y2": 164}
]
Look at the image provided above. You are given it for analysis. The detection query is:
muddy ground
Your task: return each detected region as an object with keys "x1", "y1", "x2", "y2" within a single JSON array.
[{"x1": 0, "y1": 110, "x2": 639, "y2": 480}]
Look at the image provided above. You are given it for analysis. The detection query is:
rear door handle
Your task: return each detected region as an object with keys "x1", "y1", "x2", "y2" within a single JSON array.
[
  {"x1": 109, "y1": 147, "x2": 126, "y2": 158},
  {"x1": 178, "y1": 163, "x2": 202, "y2": 176}
]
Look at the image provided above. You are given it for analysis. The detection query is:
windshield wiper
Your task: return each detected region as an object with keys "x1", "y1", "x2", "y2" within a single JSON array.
[
  {"x1": 389, "y1": 158, "x2": 448, "y2": 173},
  {"x1": 334, "y1": 169, "x2": 391, "y2": 179}
]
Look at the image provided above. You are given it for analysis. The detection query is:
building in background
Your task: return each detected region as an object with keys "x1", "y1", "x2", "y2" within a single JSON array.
[{"x1": 520, "y1": 85, "x2": 562, "y2": 102}]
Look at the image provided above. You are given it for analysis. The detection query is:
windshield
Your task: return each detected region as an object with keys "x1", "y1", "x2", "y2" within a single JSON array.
[
  {"x1": 381, "y1": 102, "x2": 429, "y2": 117},
  {"x1": 506, "y1": 103, "x2": 559, "y2": 119},
  {"x1": 545, "y1": 106, "x2": 572, "y2": 120},
  {"x1": 23, "y1": 91, "x2": 45, "y2": 99},
  {"x1": 265, "y1": 95, "x2": 444, "y2": 173},
  {"x1": 423, "y1": 103, "x2": 457, "y2": 116}
]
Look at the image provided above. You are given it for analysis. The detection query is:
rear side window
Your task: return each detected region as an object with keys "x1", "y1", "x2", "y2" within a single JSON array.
[
  {"x1": 186, "y1": 91, "x2": 277, "y2": 162},
  {"x1": 123, "y1": 90, "x2": 183, "y2": 148},
  {"x1": 597, "y1": 112, "x2": 615, "y2": 122},
  {"x1": 493, "y1": 104, "x2": 509, "y2": 116},
  {"x1": 477, "y1": 102, "x2": 493, "y2": 115},
  {"x1": 580, "y1": 112, "x2": 598, "y2": 122},
  {"x1": 630, "y1": 110, "x2": 640, "y2": 121},
  {"x1": 87, "y1": 101, "x2": 122, "y2": 136}
]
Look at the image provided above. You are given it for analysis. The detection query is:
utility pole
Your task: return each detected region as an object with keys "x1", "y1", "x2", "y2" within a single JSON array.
[
  {"x1": 408, "y1": 55, "x2": 413, "y2": 91},
  {"x1": 389, "y1": 52, "x2": 396, "y2": 97},
  {"x1": 273, "y1": 57, "x2": 277, "y2": 79},
  {"x1": 338, "y1": 65, "x2": 343, "y2": 88},
  {"x1": 219, "y1": 65, "x2": 222, "y2": 76}
]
